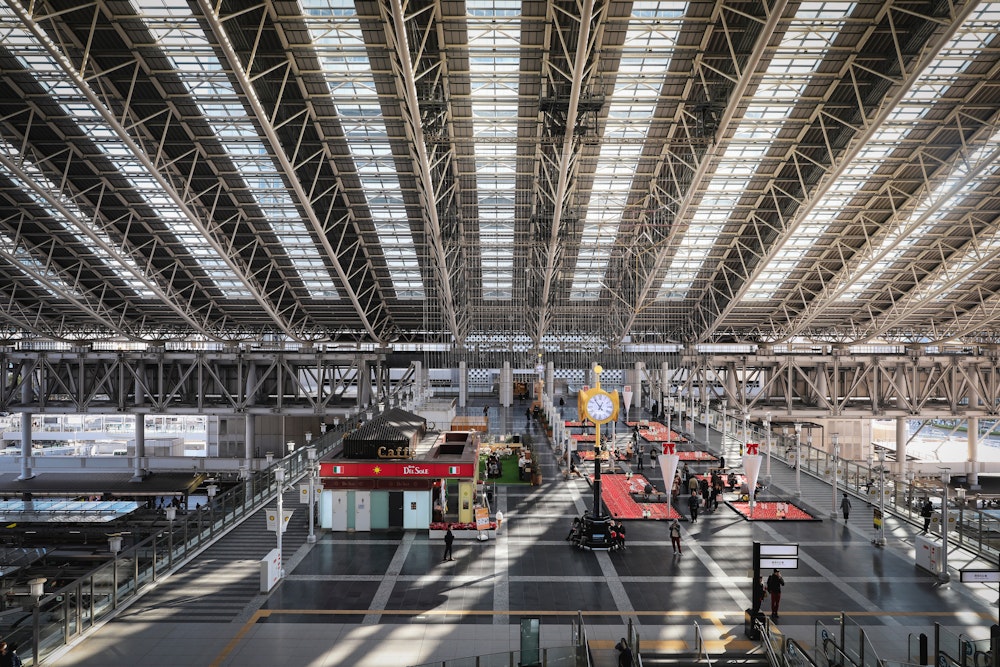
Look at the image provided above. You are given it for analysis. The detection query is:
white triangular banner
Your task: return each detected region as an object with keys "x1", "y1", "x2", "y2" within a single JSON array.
[{"x1": 658, "y1": 453, "x2": 679, "y2": 496}]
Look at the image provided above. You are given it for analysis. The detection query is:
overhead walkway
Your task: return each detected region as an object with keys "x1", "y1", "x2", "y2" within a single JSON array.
[{"x1": 45, "y1": 401, "x2": 1000, "y2": 667}]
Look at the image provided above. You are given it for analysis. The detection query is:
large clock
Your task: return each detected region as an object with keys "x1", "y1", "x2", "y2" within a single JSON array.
[{"x1": 586, "y1": 392, "x2": 615, "y2": 422}]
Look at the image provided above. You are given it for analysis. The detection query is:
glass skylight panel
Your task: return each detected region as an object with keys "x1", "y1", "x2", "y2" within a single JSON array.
[
  {"x1": 0, "y1": 231, "x2": 77, "y2": 301},
  {"x1": 568, "y1": 1, "x2": 686, "y2": 300},
  {"x1": 663, "y1": 1, "x2": 853, "y2": 300},
  {"x1": 468, "y1": 1, "x2": 521, "y2": 300},
  {"x1": 840, "y1": 128, "x2": 1000, "y2": 299},
  {"x1": 0, "y1": 6, "x2": 256, "y2": 299},
  {"x1": 304, "y1": 0, "x2": 425, "y2": 299},
  {"x1": 0, "y1": 140, "x2": 154, "y2": 297},
  {"x1": 140, "y1": 1, "x2": 343, "y2": 299},
  {"x1": 744, "y1": 2, "x2": 998, "y2": 302}
]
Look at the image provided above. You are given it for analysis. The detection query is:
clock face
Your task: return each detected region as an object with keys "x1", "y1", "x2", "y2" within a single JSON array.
[{"x1": 587, "y1": 393, "x2": 615, "y2": 422}]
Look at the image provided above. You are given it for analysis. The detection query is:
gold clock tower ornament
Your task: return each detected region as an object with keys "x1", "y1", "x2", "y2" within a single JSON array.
[{"x1": 578, "y1": 364, "x2": 620, "y2": 425}]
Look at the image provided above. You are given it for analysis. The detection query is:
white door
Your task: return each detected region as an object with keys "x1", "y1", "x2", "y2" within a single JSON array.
[
  {"x1": 354, "y1": 490, "x2": 371, "y2": 532},
  {"x1": 403, "y1": 490, "x2": 431, "y2": 529},
  {"x1": 330, "y1": 490, "x2": 348, "y2": 532}
]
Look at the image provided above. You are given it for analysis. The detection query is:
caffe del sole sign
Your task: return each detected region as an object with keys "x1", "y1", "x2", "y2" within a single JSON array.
[{"x1": 320, "y1": 462, "x2": 475, "y2": 478}]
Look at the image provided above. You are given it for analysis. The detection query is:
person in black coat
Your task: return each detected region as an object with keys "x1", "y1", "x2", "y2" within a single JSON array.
[
  {"x1": 688, "y1": 491, "x2": 700, "y2": 523},
  {"x1": 920, "y1": 498, "x2": 933, "y2": 534},
  {"x1": 766, "y1": 569, "x2": 784, "y2": 619},
  {"x1": 443, "y1": 527, "x2": 455, "y2": 561}
]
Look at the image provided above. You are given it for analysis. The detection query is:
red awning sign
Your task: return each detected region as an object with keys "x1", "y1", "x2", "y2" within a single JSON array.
[{"x1": 320, "y1": 461, "x2": 475, "y2": 478}]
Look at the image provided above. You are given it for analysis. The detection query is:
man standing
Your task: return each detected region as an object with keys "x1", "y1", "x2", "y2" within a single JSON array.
[
  {"x1": 766, "y1": 569, "x2": 784, "y2": 620},
  {"x1": 920, "y1": 498, "x2": 933, "y2": 534},
  {"x1": 840, "y1": 494, "x2": 852, "y2": 521},
  {"x1": 443, "y1": 527, "x2": 455, "y2": 561},
  {"x1": 688, "y1": 491, "x2": 701, "y2": 523},
  {"x1": 669, "y1": 519, "x2": 682, "y2": 554}
]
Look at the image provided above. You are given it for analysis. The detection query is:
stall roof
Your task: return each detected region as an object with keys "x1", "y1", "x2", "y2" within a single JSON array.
[
  {"x1": 344, "y1": 408, "x2": 426, "y2": 442},
  {"x1": 0, "y1": 473, "x2": 205, "y2": 497},
  {"x1": 0, "y1": 500, "x2": 141, "y2": 523}
]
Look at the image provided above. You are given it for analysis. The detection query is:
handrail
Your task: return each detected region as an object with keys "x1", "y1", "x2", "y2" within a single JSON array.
[
  {"x1": 714, "y1": 408, "x2": 1000, "y2": 560},
  {"x1": 694, "y1": 620, "x2": 713, "y2": 667},
  {"x1": 579, "y1": 610, "x2": 593, "y2": 667},
  {"x1": 785, "y1": 639, "x2": 820, "y2": 667},
  {"x1": 815, "y1": 621, "x2": 861, "y2": 667},
  {"x1": 15, "y1": 410, "x2": 370, "y2": 665}
]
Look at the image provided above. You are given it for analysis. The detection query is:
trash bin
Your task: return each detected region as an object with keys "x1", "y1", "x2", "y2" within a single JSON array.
[{"x1": 745, "y1": 608, "x2": 766, "y2": 640}]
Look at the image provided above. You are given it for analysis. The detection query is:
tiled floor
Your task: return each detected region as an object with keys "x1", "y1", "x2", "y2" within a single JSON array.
[{"x1": 51, "y1": 401, "x2": 1000, "y2": 667}]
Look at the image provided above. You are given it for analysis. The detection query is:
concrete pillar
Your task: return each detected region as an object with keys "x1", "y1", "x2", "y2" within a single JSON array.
[
  {"x1": 896, "y1": 417, "x2": 907, "y2": 477},
  {"x1": 358, "y1": 359, "x2": 373, "y2": 408},
  {"x1": 246, "y1": 413, "x2": 255, "y2": 463},
  {"x1": 546, "y1": 361, "x2": 555, "y2": 399},
  {"x1": 132, "y1": 415, "x2": 145, "y2": 481},
  {"x1": 19, "y1": 412, "x2": 33, "y2": 481},
  {"x1": 499, "y1": 361, "x2": 513, "y2": 407},
  {"x1": 632, "y1": 362, "x2": 644, "y2": 411},
  {"x1": 19, "y1": 374, "x2": 33, "y2": 481},
  {"x1": 459, "y1": 360, "x2": 467, "y2": 408},
  {"x1": 660, "y1": 362, "x2": 670, "y2": 415},
  {"x1": 968, "y1": 417, "x2": 980, "y2": 488}
]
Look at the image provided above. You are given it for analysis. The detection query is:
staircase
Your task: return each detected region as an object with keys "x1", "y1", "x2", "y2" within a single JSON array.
[
  {"x1": 113, "y1": 488, "x2": 310, "y2": 624},
  {"x1": 715, "y1": 429, "x2": 839, "y2": 519}
]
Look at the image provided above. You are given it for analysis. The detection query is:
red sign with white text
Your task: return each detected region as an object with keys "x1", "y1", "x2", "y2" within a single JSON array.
[{"x1": 320, "y1": 461, "x2": 475, "y2": 478}]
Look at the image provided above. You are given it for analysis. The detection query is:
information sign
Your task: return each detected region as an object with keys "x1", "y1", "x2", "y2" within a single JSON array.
[
  {"x1": 959, "y1": 569, "x2": 1000, "y2": 583},
  {"x1": 475, "y1": 506, "x2": 491, "y2": 531},
  {"x1": 760, "y1": 557, "x2": 799, "y2": 569},
  {"x1": 759, "y1": 544, "x2": 798, "y2": 557}
]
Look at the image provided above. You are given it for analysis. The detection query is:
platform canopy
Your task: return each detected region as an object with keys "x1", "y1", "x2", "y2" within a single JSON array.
[{"x1": 0, "y1": 499, "x2": 141, "y2": 523}]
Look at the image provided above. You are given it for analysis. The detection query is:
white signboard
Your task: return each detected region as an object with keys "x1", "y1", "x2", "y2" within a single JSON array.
[
  {"x1": 760, "y1": 557, "x2": 799, "y2": 569},
  {"x1": 266, "y1": 509, "x2": 294, "y2": 533},
  {"x1": 760, "y1": 544, "x2": 798, "y2": 557},
  {"x1": 960, "y1": 569, "x2": 1000, "y2": 583}
]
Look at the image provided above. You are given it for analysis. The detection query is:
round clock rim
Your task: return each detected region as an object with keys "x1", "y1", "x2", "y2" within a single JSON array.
[{"x1": 584, "y1": 390, "x2": 616, "y2": 424}]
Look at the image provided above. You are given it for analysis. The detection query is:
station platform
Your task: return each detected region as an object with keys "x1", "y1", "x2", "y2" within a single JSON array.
[{"x1": 49, "y1": 401, "x2": 1000, "y2": 667}]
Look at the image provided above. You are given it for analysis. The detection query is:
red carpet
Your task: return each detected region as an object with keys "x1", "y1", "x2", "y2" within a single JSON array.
[
  {"x1": 678, "y1": 450, "x2": 718, "y2": 462},
  {"x1": 727, "y1": 500, "x2": 819, "y2": 521},
  {"x1": 588, "y1": 473, "x2": 682, "y2": 520},
  {"x1": 570, "y1": 433, "x2": 597, "y2": 442}
]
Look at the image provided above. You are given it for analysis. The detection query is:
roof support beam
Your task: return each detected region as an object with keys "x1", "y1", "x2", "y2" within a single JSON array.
[
  {"x1": 796, "y1": 137, "x2": 1000, "y2": 341},
  {"x1": 195, "y1": 0, "x2": 390, "y2": 343},
  {"x1": 693, "y1": 0, "x2": 985, "y2": 343},
  {"x1": 614, "y1": 0, "x2": 790, "y2": 344},
  {"x1": 380, "y1": 0, "x2": 465, "y2": 346},
  {"x1": 4, "y1": 0, "x2": 300, "y2": 339},
  {"x1": 0, "y1": 150, "x2": 217, "y2": 337},
  {"x1": 531, "y1": 0, "x2": 606, "y2": 348}
]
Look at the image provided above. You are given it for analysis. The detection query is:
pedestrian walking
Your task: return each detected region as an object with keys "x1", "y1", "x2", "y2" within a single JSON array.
[
  {"x1": 615, "y1": 638, "x2": 634, "y2": 667},
  {"x1": 752, "y1": 575, "x2": 767, "y2": 615},
  {"x1": 840, "y1": 494, "x2": 852, "y2": 521},
  {"x1": 0, "y1": 641, "x2": 22, "y2": 667},
  {"x1": 688, "y1": 491, "x2": 700, "y2": 523},
  {"x1": 443, "y1": 527, "x2": 455, "y2": 561},
  {"x1": 669, "y1": 518, "x2": 682, "y2": 554},
  {"x1": 636, "y1": 444, "x2": 645, "y2": 471},
  {"x1": 920, "y1": 498, "x2": 933, "y2": 534},
  {"x1": 766, "y1": 569, "x2": 784, "y2": 619}
]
